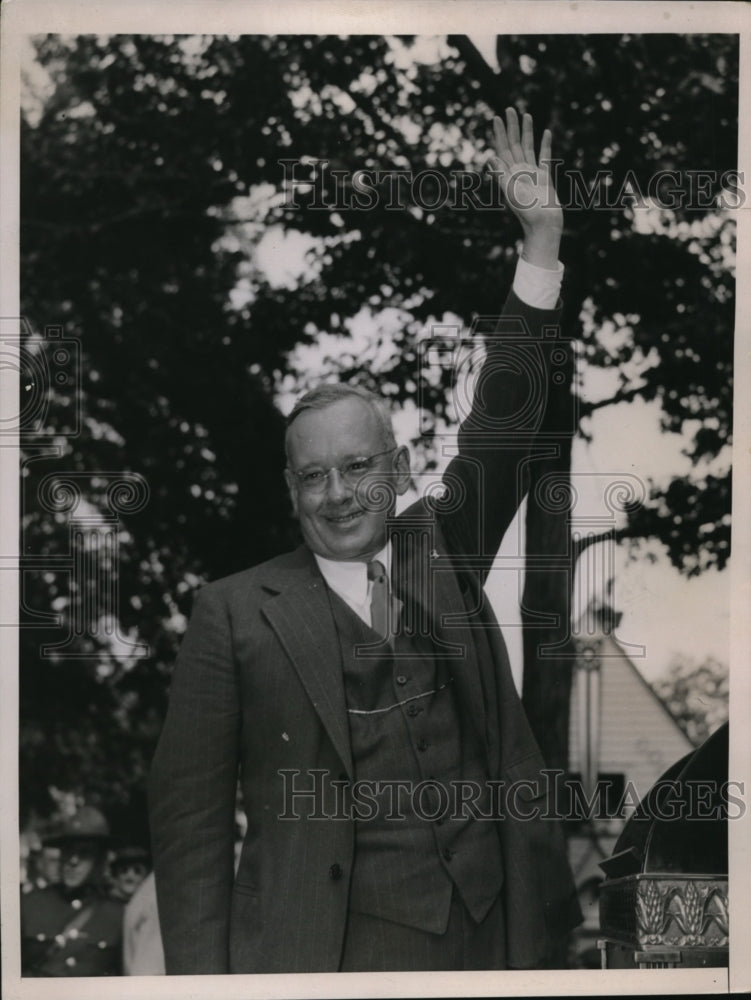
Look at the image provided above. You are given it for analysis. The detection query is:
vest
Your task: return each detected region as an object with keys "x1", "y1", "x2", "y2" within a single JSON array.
[{"x1": 329, "y1": 591, "x2": 504, "y2": 934}]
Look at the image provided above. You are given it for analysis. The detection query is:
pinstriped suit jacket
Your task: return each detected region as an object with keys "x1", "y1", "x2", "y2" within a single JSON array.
[{"x1": 148, "y1": 290, "x2": 582, "y2": 973}]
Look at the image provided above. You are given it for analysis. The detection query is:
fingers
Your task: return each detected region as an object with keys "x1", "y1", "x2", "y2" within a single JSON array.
[
  {"x1": 487, "y1": 154, "x2": 506, "y2": 191},
  {"x1": 488, "y1": 109, "x2": 560, "y2": 223},
  {"x1": 487, "y1": 157, "x2": 506, "y2": 191},
  {"x1": 505, "y1": 107, "x2": 525, "y2": 164},
  {"x1": 492, "y1": 106, "x2": 553, "y2": 207},
  {"x1": 495, "y1": 108, "x2": 546, "y2": 167},
  {"x1": 539, "y1": 128, "x2": 553, "y2": 168},
  {"x1": 521, "y1": 112, "x2": 536, "y2": 165},
  {"x1": 505, "y1": 106, "x2": 520, "y2": 148},
  {"x1": 492, "y1": 115, "x2": 514, "y2": 171}
]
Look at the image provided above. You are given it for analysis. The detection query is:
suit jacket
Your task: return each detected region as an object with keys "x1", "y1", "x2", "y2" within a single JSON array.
[{"x1": 148, "y1": 289, "x2": 582, "y2": 974}]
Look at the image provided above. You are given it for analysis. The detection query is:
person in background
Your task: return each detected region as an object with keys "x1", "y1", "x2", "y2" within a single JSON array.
[
  {"x1": 36, "y1": 844, "x2": 62, "y2": 888},
  {"x1": 21, "y1": 805, "x2": 124, "y2": 976},
  {"x1": 22, "y1": 841, "x2": 61, "y2": 893},
  {"x1": 123, "y1": 870, "x2": 166, "y2": 975},
  {"x1": 109, "y1": 844, "x2": 151, "y2": 903}
]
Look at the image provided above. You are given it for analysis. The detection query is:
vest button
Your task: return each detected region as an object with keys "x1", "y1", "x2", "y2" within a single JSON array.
[
  {"x1": 416, "y1": 738, "x2": 428, "y2": 752},
  {"x1": 396, "y1": 675, "x2": 408, "y2": 686},
  {"x1": 406, "y1": 704, "x2": 422, "y2": 718},
  {"x1": 442, "y1": 848, "x2": 454, "y2": 862},
  {"x1": 329, "y1": 863, "x2": 343, "y2": 881}
]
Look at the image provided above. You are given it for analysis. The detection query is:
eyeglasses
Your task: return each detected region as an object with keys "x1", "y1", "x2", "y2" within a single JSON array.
[
  {"x1": 113, "y1": 862, "x2": 148, "y2": 876},
  {"x1": 290, "y1": 448, "x2": 397, "y2": 494}
]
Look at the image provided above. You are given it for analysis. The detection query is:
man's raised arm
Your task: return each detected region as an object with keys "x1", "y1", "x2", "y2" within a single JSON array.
[{"x1": 437, "y1": 108, "x2": 565, "y2": 569}]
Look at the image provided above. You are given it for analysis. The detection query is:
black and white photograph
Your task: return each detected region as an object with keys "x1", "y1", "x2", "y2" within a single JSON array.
[{"x1": 1, "y1": 1, "x2": 749, "y2": 997}]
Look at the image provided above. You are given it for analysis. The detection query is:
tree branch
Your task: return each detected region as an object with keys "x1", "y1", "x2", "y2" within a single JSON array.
[
  {"x1": 572, "y1": 526, "x2": 635, "y2": 560},
  {"x1": 579, "y1": 383, "x2": 650, "y2": 418},
  {"x1": 447, "y1": 36, "x2": 504, "y2": 115}
]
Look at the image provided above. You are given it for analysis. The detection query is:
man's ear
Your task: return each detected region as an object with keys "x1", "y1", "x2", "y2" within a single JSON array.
[
  {"x1": 393, "y1": 445, "x2": 411, "y2": 496},
  {"x1": 284, "y1": 468, "x2": 299, "y2": 517}
]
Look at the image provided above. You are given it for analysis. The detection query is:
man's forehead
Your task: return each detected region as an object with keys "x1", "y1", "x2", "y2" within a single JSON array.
[{"x1": 286, "y1": 397, "x2": 384, "y2": 463}]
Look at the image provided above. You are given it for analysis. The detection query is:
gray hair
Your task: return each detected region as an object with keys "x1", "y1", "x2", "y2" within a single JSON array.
[{"x1": 285, "y1": 383, "x2": 397, "y2": 459}]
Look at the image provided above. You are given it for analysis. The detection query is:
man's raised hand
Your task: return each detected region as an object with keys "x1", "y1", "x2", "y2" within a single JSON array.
[{"x1": 489, "y1": 107, "x2": 563, "y2": 268}]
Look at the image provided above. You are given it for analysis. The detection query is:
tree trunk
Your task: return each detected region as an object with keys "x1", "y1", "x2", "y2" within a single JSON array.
[{"x1": 521, "y1": 338, "x2": 576, "y2": 773}]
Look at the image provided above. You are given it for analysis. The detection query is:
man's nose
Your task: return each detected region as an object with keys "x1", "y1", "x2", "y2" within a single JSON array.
[{"x1": 325, "y1": 468, "x2": 352, "y2": 501}]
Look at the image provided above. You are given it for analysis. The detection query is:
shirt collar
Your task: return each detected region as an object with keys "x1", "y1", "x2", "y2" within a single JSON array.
[{"x1": 314, "y1": 542, "x2": 391, "y2": 607}]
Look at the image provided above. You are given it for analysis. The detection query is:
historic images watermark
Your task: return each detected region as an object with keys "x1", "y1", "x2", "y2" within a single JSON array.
[
  {"x1": 277, "y1": 768, "x2": 746, "y2": 823},
  {"x1": 279, "y1": 159, "x2": 745, "y2": 212}
]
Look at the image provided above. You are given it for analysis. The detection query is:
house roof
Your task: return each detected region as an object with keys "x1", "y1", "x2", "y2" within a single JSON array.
[{"x1": 568, "y1": 633, "x2": 695, "y2": 795}]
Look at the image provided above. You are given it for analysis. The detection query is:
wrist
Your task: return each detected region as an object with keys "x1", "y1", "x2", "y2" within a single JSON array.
[{"x1": 520, "y1": 222, "x2": 563, "y2": 271}]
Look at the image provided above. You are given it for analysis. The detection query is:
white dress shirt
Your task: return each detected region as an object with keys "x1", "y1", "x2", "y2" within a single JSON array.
[{"x1": 315, "y1": 543, "x2": 391, "y2": 629}]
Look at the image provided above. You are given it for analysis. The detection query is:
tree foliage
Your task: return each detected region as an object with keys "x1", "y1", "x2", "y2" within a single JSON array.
[
  {"x1": 651, "y1": 654, "x2": 729, "y2": 747},
  {"x1": 19, "y1": 33, "x2": 736, "y2": 819}
]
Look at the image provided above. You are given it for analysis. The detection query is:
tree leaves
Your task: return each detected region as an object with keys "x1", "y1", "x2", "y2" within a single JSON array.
[{"x1": 19, "y1": 32, "x2": 737, "y2": 816}]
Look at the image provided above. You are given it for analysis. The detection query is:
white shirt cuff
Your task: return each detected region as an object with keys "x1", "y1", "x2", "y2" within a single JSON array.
[{"x1": 512, "y1": 256, "x2": 564, "y2": 310}]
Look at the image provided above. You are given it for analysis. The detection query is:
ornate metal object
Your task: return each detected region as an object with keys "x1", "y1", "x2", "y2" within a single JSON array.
[{"x1": 600, "y1": 874, "x2": 728, "y2": 953}]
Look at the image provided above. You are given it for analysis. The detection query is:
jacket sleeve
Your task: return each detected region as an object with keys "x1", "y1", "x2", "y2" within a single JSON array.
[
  {"x1": 436, "y1": 287, "x2": 562, "y2": 583},
  {"x1": 148, "y1": 584, "x2": 241, "y2": 974}
]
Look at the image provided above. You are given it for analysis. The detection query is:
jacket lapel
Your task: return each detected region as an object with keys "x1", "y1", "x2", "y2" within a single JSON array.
[
  {"x1": 257, "y1": 513, "x2": 492, "y2": 776},
  {"x1": 430, "y1": 551, "x2": 489, "y2": 749},
  {"x1": 259, "y1": 549, "x2": 354, "y2": 777},
  {"x1": 389, "y1": 515, "x2": 488, "y2": 749}
]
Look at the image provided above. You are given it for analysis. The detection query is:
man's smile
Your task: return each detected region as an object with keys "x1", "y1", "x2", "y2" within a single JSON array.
[{"x1": 325, "y1": 509, "x2": 364, "y2": 524}]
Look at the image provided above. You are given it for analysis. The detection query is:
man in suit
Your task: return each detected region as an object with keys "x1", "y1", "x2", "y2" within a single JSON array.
[{"x1": 149, "y1": 108, "x2": 582, "y2": 973}]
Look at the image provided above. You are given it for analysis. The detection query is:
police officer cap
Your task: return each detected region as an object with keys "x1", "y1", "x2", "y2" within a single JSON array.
[
  {"x1": 112, "y1": 844, "x2": 151, "y2": 865},
  {"x1": 43, "y1": 806, "x2": 110, "y2": 846}
]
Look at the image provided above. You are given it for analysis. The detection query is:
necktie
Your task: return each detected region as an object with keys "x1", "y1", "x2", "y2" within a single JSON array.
[{"x1": 367, "y1": 560, "x2": 389, "y2": 640}]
